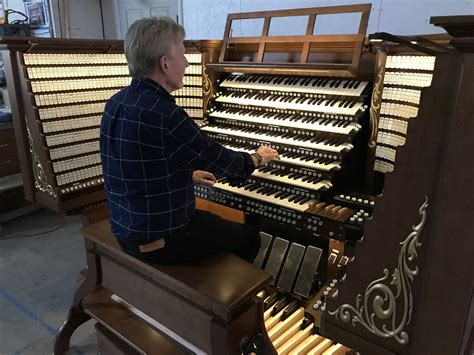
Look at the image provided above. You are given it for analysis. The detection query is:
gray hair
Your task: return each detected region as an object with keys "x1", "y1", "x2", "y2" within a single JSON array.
[{"x1": 124, "y1": 17, "x2": 185, "y2": 79}]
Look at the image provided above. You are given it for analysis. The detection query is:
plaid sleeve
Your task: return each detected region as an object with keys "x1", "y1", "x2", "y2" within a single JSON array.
[{"x1": 165, "y1": 107, "x2": 255, "y2": 179}]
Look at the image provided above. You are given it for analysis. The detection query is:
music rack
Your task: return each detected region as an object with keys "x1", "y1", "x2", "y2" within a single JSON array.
[{"x1": 209, "y1": 4, "x2": 372, "y2": 77}]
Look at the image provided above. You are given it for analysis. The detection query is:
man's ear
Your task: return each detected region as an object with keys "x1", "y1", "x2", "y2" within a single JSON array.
[{"x1": 159, "y1": 55, "x2": 168, "y2": 73}]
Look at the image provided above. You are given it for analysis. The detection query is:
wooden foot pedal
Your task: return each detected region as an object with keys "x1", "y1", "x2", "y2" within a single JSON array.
[
  {"x1": 253, "y1": 231, "x2": 274, "y2": 268},
  {"x1": 277, "y1": 242, "x2": 305, "y2": 293},
  {"x1": 293, "y1": 246, "x2": 323, "y2": 298},
  {"x1": 264, "y1": 237, "x2": 289, "y2": 285}
]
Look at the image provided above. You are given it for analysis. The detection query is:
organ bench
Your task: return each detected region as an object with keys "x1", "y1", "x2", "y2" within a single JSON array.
[{"x1": 54, "y1": 219, "x2": 273, "y2": 355}]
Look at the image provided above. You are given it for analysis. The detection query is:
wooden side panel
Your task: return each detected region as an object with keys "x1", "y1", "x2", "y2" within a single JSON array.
[
  {"x1": 322, "y1": 53, "x2": 465, "y2": 354},
  {"x1": 409, "y1": 53, "x2": 474, "y2": 355}
]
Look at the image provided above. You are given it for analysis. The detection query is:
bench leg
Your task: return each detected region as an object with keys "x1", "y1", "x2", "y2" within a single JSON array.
[
  {"x1": 54, "y1": 305, "x2": 91, "y2": 354},
  {"x1": 54, "y1": 239, "x2": 100, "y2": 354}
]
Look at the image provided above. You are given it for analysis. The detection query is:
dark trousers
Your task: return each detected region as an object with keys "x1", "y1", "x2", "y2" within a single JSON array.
[{"x1": 117, "y1": 210, "x2": 261, "y2": 265}]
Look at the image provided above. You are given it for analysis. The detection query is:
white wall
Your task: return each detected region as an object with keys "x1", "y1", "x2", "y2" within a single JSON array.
[
  {"x1": 44, "y1": 0, "x2": 474, "y2": 40},
  {"x1": 182, "y1": 0, "x2": 474, "y2": 39},
  {"x1": 49, "y1": 0, "x2": 104, "y2": 38},
  {"x1": 101, "y1": 0, "x2": 121, "y2": 39},
  {"x1": 48, "y1": 0, "x2": 180, "y2": 40}
]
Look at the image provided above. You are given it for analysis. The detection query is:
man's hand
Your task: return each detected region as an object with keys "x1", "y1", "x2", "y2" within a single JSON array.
[
  {"x1": 193, "y1": 170, "x2": 217, "y2": 186},
  {"x1": 256, "y1": 146, "x2": 280, "y2": 165}
]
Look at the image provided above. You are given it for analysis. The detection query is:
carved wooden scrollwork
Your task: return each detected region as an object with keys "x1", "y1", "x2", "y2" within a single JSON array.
[
  {"x1": 202, "y1": 65, "x2": 213, "y2": 112},
  {"x1": 369, "y1": 61, "x2": 386, "y2": 148},
  {"x1": 26, "y1": 119, "x2": 57, "y2": 197},
  {"x1": 328, "y1": 197, "x2": 429, "y2": 345}
]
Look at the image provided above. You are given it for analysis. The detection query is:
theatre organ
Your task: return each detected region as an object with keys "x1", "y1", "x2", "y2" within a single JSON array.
[{"x1": 3, "y1": 6, "x2": 472, "y2": 355}]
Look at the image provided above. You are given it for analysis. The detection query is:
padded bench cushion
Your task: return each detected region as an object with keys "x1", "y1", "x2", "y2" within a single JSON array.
[{"x1": 80, "y1": 220, "x2": 271, "y2": 320}]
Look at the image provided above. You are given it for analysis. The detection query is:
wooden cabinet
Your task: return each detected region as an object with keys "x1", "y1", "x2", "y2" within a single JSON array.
[
  {"x1": 0, "y1": 124, "x2": 20, "y2": 177},
  {"x1": 0, "y1": 124, "x2": 31, "y2": 220},
  {"x1": 0, "y1": 181, "x2": 25, "y2": 213}
]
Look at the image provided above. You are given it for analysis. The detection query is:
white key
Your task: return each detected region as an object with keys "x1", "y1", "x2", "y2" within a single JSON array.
[
  {"x1": 223, "y1": 144, "x2": 341, "y2": 171},
  {"x1": 209, "y1": 110, "x2": 360, "y2": 135},
  {"x1": 202, "y1": 126, "x2": 353, "y2": 153},
  {"x1": 252, "y1": 170, "x2": 332, "y2": 192},
  {"x1": 213, "y1": 181, "x2": 316, "y2": 212},
  {"x1": 216, "y1": 93, "x2": 364, "y2": 116},
  {"x1": 221, "y1": 75, "x2": 369, "y2": 97}
]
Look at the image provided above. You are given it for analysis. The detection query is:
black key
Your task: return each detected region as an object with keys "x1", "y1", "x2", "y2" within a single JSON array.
[
  {"x1": 271, "y1": 297, "x2": 289, "y2": 317},
  {"x1": 264, "y1": 292, "x2": 279, "y2": 310},
  {"x1": 282, "y1": 300, "x2": 300, "y2": 320}
]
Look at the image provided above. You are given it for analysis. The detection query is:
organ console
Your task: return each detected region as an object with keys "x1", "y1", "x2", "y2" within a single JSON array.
[{"x1": 2, "y1": 5, "x2": 472, "y2": 355}]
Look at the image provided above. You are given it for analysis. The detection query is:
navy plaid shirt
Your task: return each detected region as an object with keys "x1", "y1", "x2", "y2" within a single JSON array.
[{"x1": 100, "y1": 78, "x2": 255, "y2": 243}]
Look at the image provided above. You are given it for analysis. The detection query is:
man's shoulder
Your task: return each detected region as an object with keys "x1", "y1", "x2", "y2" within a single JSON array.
[{"x1": 109, "y1": 85, "x2": 180, "y2": 117}]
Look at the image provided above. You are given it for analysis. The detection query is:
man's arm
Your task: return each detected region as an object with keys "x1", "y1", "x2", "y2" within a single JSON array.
[{"x1": 165, "y1": 107, "x2": 256, "y2": 179}]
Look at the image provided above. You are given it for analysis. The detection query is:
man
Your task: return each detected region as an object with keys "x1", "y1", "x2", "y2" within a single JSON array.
[{"x1": 100, "y1": 17, "x2": 279, "y2": 265}]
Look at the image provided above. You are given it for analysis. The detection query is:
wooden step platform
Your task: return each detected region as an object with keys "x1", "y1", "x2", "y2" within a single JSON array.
[{"x1": 84, "y1": 288, "x2": 194, "y2": 354}]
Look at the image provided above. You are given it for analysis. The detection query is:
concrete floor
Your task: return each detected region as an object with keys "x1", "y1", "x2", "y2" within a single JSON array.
[{"x1": 0, "y1": 209, "x2": 98, "y2": 355}]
